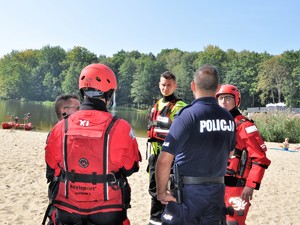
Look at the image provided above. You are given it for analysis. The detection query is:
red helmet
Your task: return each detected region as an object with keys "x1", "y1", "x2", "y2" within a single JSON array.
[
  {"x1": 216, "y1": 84, "x2": 241, "y2": 107},
  {"x1": 79, "y1": 63, "x2": 117, "y2": 93}
]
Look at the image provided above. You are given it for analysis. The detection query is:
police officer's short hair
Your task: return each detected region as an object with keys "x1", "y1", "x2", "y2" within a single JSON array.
[{"x1": 194, "y1": 64, "x2": 219, "y2": 91}]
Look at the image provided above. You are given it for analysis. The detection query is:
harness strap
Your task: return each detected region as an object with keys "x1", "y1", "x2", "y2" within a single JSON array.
[
  {"x1": 52, "y1": 200, "x2": 123, "y2": 213},
  {"x1": 224, "y1": 176, "x2": 246, "y2": 187},
  {"x1": 103, "y1": 116, "x2": 118, "y2": 201},
  {"x1": 60, "y1": 170, "x2": 122, "y2": 184},
  {"x1": 41, "y1": 204, "x2": 54, "y2": 225},
  {"x1": 63, "y1": 116, "x2": 69, "y2": 198},
  {"x1": 236, "y1": 117, "x2": 254, "y2": 127},
  {"x1": 182, "y1": 176, "x2": 224, "y2": 184}
]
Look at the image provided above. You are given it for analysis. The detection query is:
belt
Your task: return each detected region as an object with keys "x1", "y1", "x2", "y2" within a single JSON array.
[
  {"x1": 61, "y1": 170, "x2": 122, "y2": 184},
  {"x1": 182, "y1": 176, "x2": 224, "y2": 184}
]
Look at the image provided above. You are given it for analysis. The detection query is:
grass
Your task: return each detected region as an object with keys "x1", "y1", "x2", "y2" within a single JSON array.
[{"x1": 250, "y1": 111, "x2": 300, "y2": 143}]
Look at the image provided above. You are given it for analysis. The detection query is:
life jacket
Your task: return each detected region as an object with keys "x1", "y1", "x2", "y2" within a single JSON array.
[
  {"x1": 225, "y1": 115, "x2": 270, "y2": 189},
  {"x1": 226, "y1": 116, "x2": 253, "y2": 180},
  {"x1": 52, "y1": 112, "x2": 129, "y2": 215},
  {"x1": 147, "y1": 98, "x2": 181, "y2": 142}
]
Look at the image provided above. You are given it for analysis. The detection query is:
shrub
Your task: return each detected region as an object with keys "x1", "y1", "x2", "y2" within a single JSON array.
[{"x1": 250, "y1": 111, "x2": 300, "y2": 143}]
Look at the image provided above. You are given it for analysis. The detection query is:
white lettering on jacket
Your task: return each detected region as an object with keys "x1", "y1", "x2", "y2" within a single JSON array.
[
  {"x1": 79, "y1": 120, "x2": 90, "y2": 126},
  {"x1": 157, "y1": 116, "x2": 169, "y2": 123},
  {"x1": 199, "y1": 119, "x2": 234, "y2": 133}
]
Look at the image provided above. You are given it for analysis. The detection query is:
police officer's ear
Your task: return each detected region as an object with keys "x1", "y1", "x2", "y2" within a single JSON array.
[{"x1": 191, "y1": 80, "x2": 196, "y2": 92}]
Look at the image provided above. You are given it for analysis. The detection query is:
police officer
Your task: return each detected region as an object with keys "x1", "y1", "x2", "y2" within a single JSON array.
[
  {"x1": 45, "y1": 63, "x2": 141, "y2": 225},
  {"x1": 156, "y1": 64, "x2": 236, "y2": 225},
  {"x1": 147, "y1": 71, "x2": 186, "y2": 225},
  {"x1": 216, "y1": 84, "x2": 271, "y2": 225}
]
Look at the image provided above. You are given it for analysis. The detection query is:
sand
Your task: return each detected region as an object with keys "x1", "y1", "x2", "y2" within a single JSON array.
[{"x1": 0, "y1": 129, "x2": 299, "y2": 225}]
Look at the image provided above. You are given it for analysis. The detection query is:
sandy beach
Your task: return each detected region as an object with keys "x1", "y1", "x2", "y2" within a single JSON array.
[{"x1": 0, "y1": 129, "x2": 299, "y2": 225}]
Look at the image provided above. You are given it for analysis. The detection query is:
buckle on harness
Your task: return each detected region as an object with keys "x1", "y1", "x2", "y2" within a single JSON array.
[{"x1": 109, "y1": 172, "x2": 126, "y2": 190}]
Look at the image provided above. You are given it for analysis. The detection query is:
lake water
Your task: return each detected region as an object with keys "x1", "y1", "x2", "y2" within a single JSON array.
[{"x1": 0, "y1": 100, "x2": 148, "y2": 138}]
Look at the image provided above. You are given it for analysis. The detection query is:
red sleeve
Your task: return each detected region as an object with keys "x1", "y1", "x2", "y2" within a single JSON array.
[
  {"x1": 110, "y1": 119, "x2": 141, "y2": 176},
  {"x1": 236, "y1": 121, "x2": 271, "y2": 189},
  {"x1": 45, "y1": 121, "x2": 64, "y2": 177}
]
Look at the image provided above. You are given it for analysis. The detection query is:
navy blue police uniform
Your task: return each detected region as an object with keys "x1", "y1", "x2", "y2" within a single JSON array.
[{"x1": 161, "y1": 97, "x2": 236, "y2": 225}]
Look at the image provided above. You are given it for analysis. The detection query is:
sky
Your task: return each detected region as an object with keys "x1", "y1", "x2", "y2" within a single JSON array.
[{"x1": 0, "y1": 0, "x2": 299, "y2": 58}]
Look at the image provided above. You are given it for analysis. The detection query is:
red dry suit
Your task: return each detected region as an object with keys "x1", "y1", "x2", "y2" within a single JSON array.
[
  {"x1": 224, "y1": 108, "x2": 271, "y2": 225},
  {"x1": 45, "y1": 109, "x2": 141, "y2": 217}
]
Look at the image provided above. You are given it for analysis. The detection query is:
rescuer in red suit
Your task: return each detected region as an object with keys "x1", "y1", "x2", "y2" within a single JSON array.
[
  {"x1": 45, "y1": 64, "x2": 141, "y2": 225},
  {"x1": 216, "y1": 84, "x2": 271, "y2": 225}
]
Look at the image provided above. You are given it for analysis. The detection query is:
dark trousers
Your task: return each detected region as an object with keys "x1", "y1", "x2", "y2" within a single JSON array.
[
  {"x1": 161, "y1": 184, "x2": 225, "y2": 225},
  {"x1": 57, "y1": 209, "x2": 126, "y2": 225},
  {"x1": 148, "y1": 154, "x2": 165, "y2": 223}
]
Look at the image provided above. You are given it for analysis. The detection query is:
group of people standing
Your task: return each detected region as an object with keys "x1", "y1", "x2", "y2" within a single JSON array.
[{"x1": 43, "y1": 63, "x2": 271, "y2": 225}]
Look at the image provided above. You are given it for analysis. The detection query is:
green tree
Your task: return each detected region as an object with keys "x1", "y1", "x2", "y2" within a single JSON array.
[
  {"x1": 131, "y1": 55, "x2": 165, "y2": 109},
  {"x1": 0, "y1": 50, "x2": 39, "y2": 100},
  {"x1": 258, "y1": 56, "x2": 289, "y2": 104},
  {"x1": 224, "y1": 51, "x2": 268, "y2": 108},
  {"x1": 61, "y1": 46, "x2": 98, "y2": 95},
  {"x1": 193, "y1": 45, "x2": 227, "y2": 82},
  {"x1": 280, "y1": 50, "x2": 300, "y2": 107},
  {"x1": 34, "y1": 45, "x2": 67, "y2": 100},
  {"x1": 118, "y1": 58, "x2": 138, "y2": 107}
]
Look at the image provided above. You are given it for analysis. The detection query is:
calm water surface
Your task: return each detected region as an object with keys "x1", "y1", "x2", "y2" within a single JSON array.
[{"x1": 0, "y1": 100, "x2": 148, "y2": 138}]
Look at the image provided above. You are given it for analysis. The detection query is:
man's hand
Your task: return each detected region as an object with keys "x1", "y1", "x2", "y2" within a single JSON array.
[
  {"x1": 157, "y1": 190, "x2": 177, "y2": 204},
  {"x1": 156, "y1": 151, "x2": 175, "y2": 204},
  {"x1": 241, "y1": 186, "x2": 254, "y2": 201}
]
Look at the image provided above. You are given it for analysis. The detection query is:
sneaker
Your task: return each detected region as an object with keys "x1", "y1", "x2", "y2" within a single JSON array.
[{"x1": 148, "y1": 219, "x2": 162, "y2": 225}]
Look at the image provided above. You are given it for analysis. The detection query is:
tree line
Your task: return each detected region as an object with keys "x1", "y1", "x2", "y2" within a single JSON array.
[{"x1": 0, "y1": 45, "x2": 299, "y2": 109}]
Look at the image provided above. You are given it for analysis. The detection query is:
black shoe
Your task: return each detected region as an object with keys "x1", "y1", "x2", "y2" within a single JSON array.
[{"x1": 148, "y1": 219, "x2": 162, "y2": 225}]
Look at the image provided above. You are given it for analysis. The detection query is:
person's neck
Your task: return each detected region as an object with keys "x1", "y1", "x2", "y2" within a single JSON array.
[
  {"x1": 81, "y1": 97, "x2": 108, "y2": 111},
  {"x1": 162, "y1": 93, "x2": 176, "y2": 103},
  {"x1": 194, "y1": 90, "x2": 215, "y2": 99},
  {"x1": 229, "y1": 107, "x2": 241, "y2": 118}
]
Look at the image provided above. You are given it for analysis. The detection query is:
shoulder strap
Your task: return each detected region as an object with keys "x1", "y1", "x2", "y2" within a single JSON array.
[
  {"x1": 63, "y1": 117, "x2": 70, "y2": 197},
  {"x1": 236, "y1": 117, "x2": 254, "y2": 127},
  {"x1": 105, "y1": 116, "x2": 118, "y2": 137},
  {"x1": 160, "y1": 99, "x2": 181, "y2": 117},
  {"x1": 103, "y1": 116, "x2": 118, "y2": 201}
]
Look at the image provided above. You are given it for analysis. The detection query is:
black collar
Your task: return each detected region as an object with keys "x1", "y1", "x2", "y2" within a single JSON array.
[
  {"x1": 162, "y1": 93, "x2": 177, "y2": 103},
  {"x1": 229, "y1": 107, "x2": 241, "y2": 118},
  {"x1": 80, "y1": 98, "x2": 108, "y2": 112}
]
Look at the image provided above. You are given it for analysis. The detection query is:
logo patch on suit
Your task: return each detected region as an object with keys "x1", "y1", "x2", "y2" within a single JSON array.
[{"x1": 79, "y1": 158, "x2": 89, "y2": 168}]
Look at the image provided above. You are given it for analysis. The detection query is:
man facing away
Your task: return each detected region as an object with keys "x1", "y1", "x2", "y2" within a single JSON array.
[
  {"x1": 45, "y1": 63, "x2": 141, "y2": 225},
  {"x1": 216, "y1": 84, "x2": 271, "y2": 225},
  {"x1": 147, "y1": 71, "x2": 186, "y2": 225},
  {"x1": 156, "y1": 64, "x2": 236, "y2": 225}
]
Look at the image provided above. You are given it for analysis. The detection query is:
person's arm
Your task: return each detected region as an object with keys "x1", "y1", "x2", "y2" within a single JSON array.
[
  {"x1": 115, "y1": 120, "x2": 141, "y2": 176},
  {"x1": 239, "y1": 123, "x2": 271, "y2": 200},
  {"x1": 156, "y1": 151, "x2": 176, "y2": 204},
  {"x1": 45, "y1": 125, "x2": 63, "y2": 181},
  {"x1": 170, "y1": 101, "x2": 187, "y2": 121}
]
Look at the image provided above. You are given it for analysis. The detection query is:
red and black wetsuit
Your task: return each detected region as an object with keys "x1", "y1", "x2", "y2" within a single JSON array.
[
  {"x1": 45, "y1": 98, "x2": 141, "y2": 225},
  {"x1": 224, "y1": 107, "x2": 271, "y2": 225}
]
